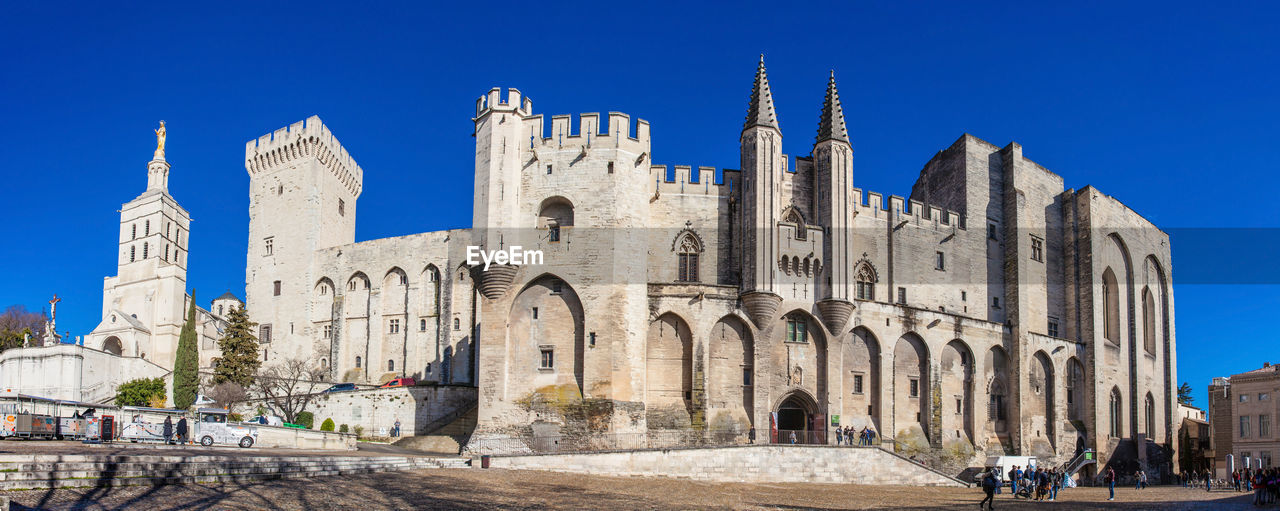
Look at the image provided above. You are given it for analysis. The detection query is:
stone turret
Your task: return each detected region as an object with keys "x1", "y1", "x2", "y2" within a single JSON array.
[{"x1": 739, "y1": 56, "x2": 784, "y2": 329}]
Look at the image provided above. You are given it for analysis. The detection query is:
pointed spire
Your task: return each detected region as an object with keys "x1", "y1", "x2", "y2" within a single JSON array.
[
  {"x1": 744, "y1": 55, "x2": 780, "y2": 133},
  {"x1": 815, "y1": 70, "x2": 849, "y2": 145}
]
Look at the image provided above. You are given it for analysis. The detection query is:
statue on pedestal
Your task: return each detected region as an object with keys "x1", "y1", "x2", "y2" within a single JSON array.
[
  {"x1": 40, "y1": 294, "x2": 63, "y2": 347},
  {"x1": 154, "y1": 121, "x2": 166, "y2": 160}
]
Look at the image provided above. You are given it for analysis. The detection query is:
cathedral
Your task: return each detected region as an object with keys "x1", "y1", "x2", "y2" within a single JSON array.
[{"x1": 245, "y1": 58, "x2": 1177, "y2": 472}]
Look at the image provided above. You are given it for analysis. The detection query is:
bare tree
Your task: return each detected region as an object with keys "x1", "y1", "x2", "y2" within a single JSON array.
[
  {"x1": 254, "y1": 358, "x2": 325, "y2": 423},
  {"x1": 207, "y1": 381, "x2": 248, "y2": 410},
  {"x1": 0, "y1": 305, "x2": 47, "y2": 351}
]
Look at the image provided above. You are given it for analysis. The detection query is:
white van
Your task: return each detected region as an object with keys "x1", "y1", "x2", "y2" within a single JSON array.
[{"x1": 981, "y1": 455, "x2": 1039, "y2": 486}]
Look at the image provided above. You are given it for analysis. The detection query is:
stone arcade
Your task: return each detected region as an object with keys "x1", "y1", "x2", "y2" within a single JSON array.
[{"x1": 245, "y1": 59, "x2": 1177, "y2": 473}]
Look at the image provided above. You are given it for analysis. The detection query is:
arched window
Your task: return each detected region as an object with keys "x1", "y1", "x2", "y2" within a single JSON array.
[
  {"x1": 130, "y1": 245, "x2": 136, "y2": 262},
  {"x1": 320, "y1": 358, "x2": 328, "y2": 368},
  {"x1": 142, "y1": 242, "x2": 148, "y2": 259},
  {"x1": 675, "y1": 232, "x2": 701, "y2": 283},
  {"x1": 355, "y1": 356, "x2": 362, "y2": 368},
  {"x1": 989, "y1": 378, "x2": 1007, "y2": 421},
  {"x1": 388, "y1": 359, "x2": 395, "y2": 371},
  {"x1": 784, "y1": 208, "x2": 805, "y2": 240},
  {"x1": 538, "y1": 197, "x2": 574, "y2": 243},
  {"x1": 1110, "y1": 388, "x2": 1123, "y2": 437},
  {"x1": 348, "y1": 280, "x2": 356, "y2": 291},
  {"x1": 131, "y1": 224, "x2": 136, "y2": 239},
  {"x1": 1142, "y1": 287, "x2": 1156, "y2": 354},
  {"x1": 144, "y1": 219, "x2": 150, "y2": 236},
  {"x1": 802, "y1": 258, "x2": 810, "y2": 277},
  {"x1": 1145, "y1": 393, "x2": 1155, "y2": 438},
  {"x1": 453, "y1": 318, "x2": 460, "y2": 330},
  {"x1": 780, "y1": 257, "x2": 790, "y2": 275},
  {"x1": 1102, "y1": 268, "x2": 1120, "y2": 344},
  {"x1": 855, "y1": 263, "x2": 877, "y2": 301}
]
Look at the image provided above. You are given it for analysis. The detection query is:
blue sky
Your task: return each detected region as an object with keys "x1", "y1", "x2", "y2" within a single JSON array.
[{"x1": 1, "y1": 1, "x2": 1275, "y2": 407}]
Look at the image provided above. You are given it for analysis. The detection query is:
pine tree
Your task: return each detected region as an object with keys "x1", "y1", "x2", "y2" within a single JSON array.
[
  {"x1": 213, "y1": 305, "x2": 260, "y2": 388},
  {"x1": 173, "y1": 291, "x2": 200, "y2": 409}
]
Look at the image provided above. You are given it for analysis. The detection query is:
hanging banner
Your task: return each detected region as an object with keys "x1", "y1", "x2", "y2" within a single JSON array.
[{"x1": 770, "y1": 411, "x2": 778, "y2": 444}]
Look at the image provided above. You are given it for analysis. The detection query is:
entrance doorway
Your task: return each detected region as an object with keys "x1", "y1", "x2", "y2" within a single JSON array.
[{"x1": 774, "y1": 392, "x2": 822, "y2": 444}]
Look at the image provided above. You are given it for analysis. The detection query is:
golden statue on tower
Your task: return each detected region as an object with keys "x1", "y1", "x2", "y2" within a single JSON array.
[{"x1": 154, "y1": 120, "x2": 166, "y2": 160}]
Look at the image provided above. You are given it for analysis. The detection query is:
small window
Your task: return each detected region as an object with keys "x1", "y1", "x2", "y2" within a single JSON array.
[
  {"x1": 419, "y1": 319, "x2": 427, "y2": 331},
  {"x1": 1262, "y1": 393, "x2": 1271, "y2": 401},
  {"x1": 277, "y1": 184, "x2": 284, "y2": 195},
  {"x1": 131, "y1": 224, "x2": 137, "y2": 239},
  {"x1": 909, "y1": 378, "x2": 920, "y2": 398},
  {"x1": 742, "y1": 366, "x2": 752, "y2": 386},
  {"x1": 1241, "y1": 394, "x2": 1250, "y2": 403},
  {"x1": 1262, "y1": 414, "x2": 1272, "y2": 437},
  {"x1": 338, "y1": 199, "x2": 345, "y2": 216},
  {"x1": 853, "y1": 374, "x2": 864, "y2": 394},
  {"x1": 540, "y1": 348, "x2": 554, "y2": 369},
  {"x1": 1048, "y1": 317, "x2": 1060, "y2": 338},
  {"x1": 143, "y1": 242, "x2": 148, "y2": 259},
  {"x1": 260, "y1": 324, "x2": 272, "y2": 343},
  {"x1": 1031, "y1": 236, "x2": 1044, "y2": 262},
  {"x1": 165, "y1": 223, "x2": 170, "y2": 238},
  {"x1": 956, "y1": 398, "x2": 962, "y2": 414},
  {"x1": 348, "y1": 280, "x2": 357, "y2": 291},
  {"x1": 551, "y1": 281, "x2": 563, "y2": 295},
  {"x1": 607, "y1": 161, "x2": 614, "y2": 174},
  {"x1": 988, "y1": 223, "x2": 998, "y2": 240},
  {"x1": 264, "y1": 237, "x2": 274, "y2": 256},
  {"x1": 961, "y1": 290, "x2": 967, "y2": 301},
  {"x1": 389, "y1": 318, "x2": 400, "y2": 334},
  {"x1": 897, "y1": 287, "x2": 906, "y2": 304},
  {"x1": 388, "y1": 359, "x2": 394, "y2": 371},
  {"x1": 453, "y1": 318, "x2": 460, "y2": 330},
  {"x1": 546, "y1": 164, "x2": 553, "y2": 175},
  {"x1": 935, "y1": 251, "x2": 945, "y2": 270},
  {"x1": 319, "y1": 284, "x2": 327, "y2": 295},
  {"x1": 273, "y1": 280, "x2": 281, "y2": 296},
  {"x1": 531, "y1": 307, "x2": 539, "y2": 320},
  {"x1": 993, "y1": 297, "x2": 1001, "y2": 309},
  {"x1": 399, "y1": 274, "x2": 407, "y2": 285},
  {"x1": 145, "y1": 219, "x2": 150, "y2": 236},
  {"x1": 548, "y1": 224, "x2": 561, "y2": 243},
  {"x1": 1242, "y1": 415, "x2": 1252, "y2": 437},
  {"x1": 130, "y1": 245, "x2": 136, "y2": 262},
  {"x1": 785, "y1": 317, "x2": 807, "y2": 343},
  {"x1": 355, "y1": 356, "x2": 362, "y2": 368},
  {"x1": 323, "y1": 325, "x2": 332, "y2": 339},
  {"x1": 589, "y1": 332, "x2": 597, "y2": 348}
]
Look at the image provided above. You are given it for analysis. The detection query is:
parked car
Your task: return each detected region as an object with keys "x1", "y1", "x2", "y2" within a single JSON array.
[
  {"x1": 194, "y1": 394, "x2": 217, "y2": 406},
  {"x1": 322, "y1": 383, "x2": 357, "y2": 393},
  {"x1": 249, "y1": 415, "x2": 284, "y2": 426},
  {"x1": 194, "y1": 408, "x2": 258, "y2": 448},
  {"x1": 380, "y1": 377, "x2": 415, "y2": 388}
]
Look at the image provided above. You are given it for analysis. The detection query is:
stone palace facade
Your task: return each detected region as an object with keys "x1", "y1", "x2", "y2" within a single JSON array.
[{"x1": 245, "y1": 59, "x2": 1177, "y2": 470}]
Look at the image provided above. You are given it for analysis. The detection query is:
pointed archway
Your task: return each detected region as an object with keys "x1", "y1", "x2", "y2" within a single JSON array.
[{"x1": 773, "y1": 390, "x2": 821, "y2": 444}]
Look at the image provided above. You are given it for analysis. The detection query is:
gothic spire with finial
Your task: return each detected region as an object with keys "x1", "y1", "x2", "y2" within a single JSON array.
[
  {"x1": 816, "y1": 71, "x2": 849, "y2": 145},
  {"x1": 743, "y1": 55, "x2": 780, "y2": 133}
]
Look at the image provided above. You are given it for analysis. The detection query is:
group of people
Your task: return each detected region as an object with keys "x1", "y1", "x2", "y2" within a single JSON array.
[
  {"x1": 1229, "y1": 468, "x2": 1280, "y2": 505},
  {"x1": 833, "y1": 426, "x2": 877, "y2": 446},
  {"x1": 1180, "y1": 469, "x2": 1216, "y2": 490},
  {"x1": 161, "y1": 415, "x2": 189, "y2": 445},
  {"x1": 978, "y1": 464, "x2": 1067, "y2": 509}
]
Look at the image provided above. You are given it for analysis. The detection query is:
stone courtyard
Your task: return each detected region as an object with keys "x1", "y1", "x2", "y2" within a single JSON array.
[{"x1": 0, "y1": 469, "x2": 1255, "y2": 510}]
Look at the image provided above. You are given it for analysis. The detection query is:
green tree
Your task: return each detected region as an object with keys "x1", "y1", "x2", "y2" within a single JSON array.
[
  {"x1": 1178, "y1": 382, "x2": 1195, "y2": 406},
  {"x1": 320, "y1": 418, "x2": 335, "y2": 431},
  {"x1": 173, "y1": 291, "x2": 200, "y2": 409},
  {"x1": 115, "y1": 377, "x2": 166, "y2": 407},
  {"x1": 295, "y1": 411, "x2": 315, "y2": 429},
  {"x1": 212, "y1": 305, "x2": 261, "y2": 387}
]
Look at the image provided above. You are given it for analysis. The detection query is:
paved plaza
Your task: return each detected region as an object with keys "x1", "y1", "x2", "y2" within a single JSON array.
[{"x1": 0, "y1": 467, "x2": 1258, "y2": 510}]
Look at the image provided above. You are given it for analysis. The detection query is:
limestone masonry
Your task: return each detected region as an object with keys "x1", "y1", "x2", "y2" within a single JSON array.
[{"x1": 244, "y1": 59, "x2": 1177, "y2": 474}]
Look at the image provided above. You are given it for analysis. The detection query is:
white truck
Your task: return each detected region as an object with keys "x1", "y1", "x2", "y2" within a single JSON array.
[
  {"x1": 193, "y1": 408, "x2": 259, "y2": 448},
  {"x1": 981, "y1": 455, "x2": 1039, "y2": 487}
]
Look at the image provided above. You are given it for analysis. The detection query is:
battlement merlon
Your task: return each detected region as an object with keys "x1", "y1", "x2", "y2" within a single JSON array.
[
  {"x1": 849, "y1": 189, "x2": 966, "y2": 231},
  {"x1": 475, "y1": 87, "x2": 533, "y2": 120},
  {"x1": 244, "y1": 115, "x2": 364, "y2": 198}
]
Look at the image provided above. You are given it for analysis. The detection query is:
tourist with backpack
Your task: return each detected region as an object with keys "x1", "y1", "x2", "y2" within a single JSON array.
[
  {"x1": 979, "y1": 470, "x2": 998, "y2": 510},
  {"x1": 1105, "y1": 466, "x2": 1116, "y2": 501}
]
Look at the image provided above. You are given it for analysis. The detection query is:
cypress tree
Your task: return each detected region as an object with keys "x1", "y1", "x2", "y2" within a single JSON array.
[
  {"x1": 173, "y1": 290, "x2": 200, "y2": 409},
  {"x1": 213, "y1": 305, "x2": 260, "y2": 387}
]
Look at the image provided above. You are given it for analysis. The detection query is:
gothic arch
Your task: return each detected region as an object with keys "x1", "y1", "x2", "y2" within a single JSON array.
[
  {"x1": 536, "y1": 196, "x2": 575, "y2": 240},
  {"x1": 647, "y1": 312, "x2": 695, "y2": 428},
  {"x1": 941, "y1": 339, "x2": 974, "y2": 444},
  {"x1": 854, "y1": 258, "x2": 879, "y2": 301},
  {"x1": 1102, "y1": 267, "x2": 1120, "y2": 345},
  {"x1": 894, "y1": 332, "x2": 930, "y2": 440},
  {"x1": 1142, "y1": 286, "x2": 1156, "y2": 355},
  {"x1": 708, "y1": 315, "x2": 754, "y2": 436},
  {"x1": 672, "y1": 229, "x2": 703, "y2": 283},
  {"x1": 986, "y1": 346, "x2": 1011, "y2": 434},
  {"x1": 1030, "y1": 350, "x2": 1056, "y2": 450},
  {"x1": 347, "y1": 272, "x2": 370, "y2": 291},
  {"x1": 509, "y1": 274, "x2": 585, "y2": 396},
  {"x1": 1109, "y1": 386, "x2": 1124, "y2": 438},
  {"x1": 846, "y1": 326, "x2": 883, "y2": 432},
  {"x1": 1065, "y1": 356, "x2": 1086, "y2": 421},
  {"x1": 1146, "y1": 254, "x2": 1172, "y2": 443}
]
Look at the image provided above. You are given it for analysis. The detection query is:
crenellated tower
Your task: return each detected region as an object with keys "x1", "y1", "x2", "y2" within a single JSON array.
[
  {"x1": 812, "y1": 72, "x2": 855, "y2": 332},
  {"x1": 739, "y1": 56, "x2": 786, "y2": 329},
  {"x1": 244, "y1": 116, "x2": 362, "y2": 364}
]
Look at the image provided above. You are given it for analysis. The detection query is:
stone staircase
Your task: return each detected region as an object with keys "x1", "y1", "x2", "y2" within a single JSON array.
[
  {"x1": 0, "y1": 453, "x2": 469, "y2": 491},
  {"x1": 394, "y1": 404, "x2": 477, "y2": 454}
]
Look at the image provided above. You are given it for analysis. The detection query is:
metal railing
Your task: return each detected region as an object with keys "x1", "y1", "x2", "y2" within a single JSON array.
[
  {"x1": 1065, "y1": 448, "x2": 1097, "y2": 477},
  {"x1": 467, "y1": 428, "x2": 891, "y2": 454}
]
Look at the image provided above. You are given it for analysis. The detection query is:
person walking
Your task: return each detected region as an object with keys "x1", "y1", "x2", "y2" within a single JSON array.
[
  {"x1": 1205, "y1": 469, "x2": 1212, "y2": 492},
  {"x1": 980, "y1": 470, "x2": 998, "y2": 510},
  {"x1": 835, "y1": 427, "x2": 843, "y2": 446},
  {"x1": 176, "y1": 416, "x2": 189, "y2": 445},
  {"x1": 162, "y1": 416, "x2": 173, "y2": 445},
  {"x1": 1105, "y1": 466, "x2": 1116, "y2": 501},
  {"x1": 393, "y1": 418, "x2": 401, "y2": 438},
  {"x1": 1008, "y1": 466, "x2": 1019, "y2": 498},
  {"x1": 1139, "y1": 469, "x2": 1147, "y2": 489}
]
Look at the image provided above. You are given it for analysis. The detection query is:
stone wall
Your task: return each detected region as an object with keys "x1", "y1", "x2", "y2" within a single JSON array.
[
  {"x1": 0, "y1": 344, "x2": 169, "y2": 404},
  {"x1": 487, "y1": 445, "x2": 966, "y2": 487},
  {"x1": 294, "y1": 385, "x2": 475, "y2": 438}
]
